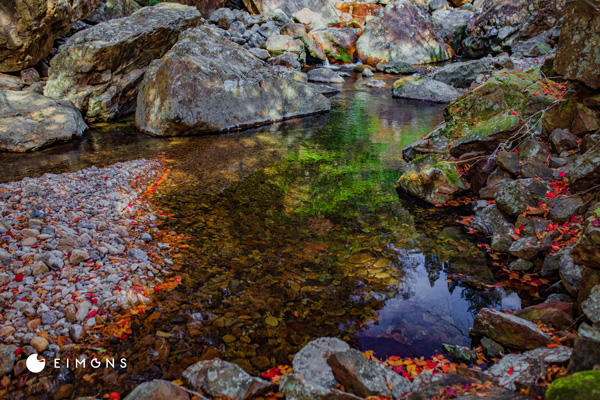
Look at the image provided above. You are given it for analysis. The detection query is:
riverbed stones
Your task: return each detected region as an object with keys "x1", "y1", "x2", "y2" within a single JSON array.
[
  {"x1": 0, "y1": 90, "x2": 87, "y2": 152},
  {"x1": 0, "y1": 345, "x2": 17, "y2": 375},
  {"x1": 183, "y1": 359, "x2": 276, "y2": 400},
  {"x1": 44, "y1": 3, "x2": 202, "y2": 122},
  {"x1": 486, "y1": 346, "x2": 572, "y2": 391},
  {"x1": 582, "y1": 285, "x2": 600, "y2": 324},
  {"x1": 124, "y1": 379, "x2": 189, "y2": 400},
  {"x1": 356, "y1": 0, "x2": 452, "y2": 66},
  {"x1": 136, "y1": 26, "x2": 330, "y2": 136},
  {"x1": 0, "y1": 0, "x2": 101, "y2": 72},
  {"x1": 471, "y1": 308, "x2": 552, "y2": 350},
  {"x1": 554, "y1": 1, "x2": 600, "y2": 89},
  {"x1": 30, "y1": 336, "x2": 49, "y2": 352},
  {"x1": 293, "y1": 337, "x2": 349, "y2": 389},
  {"x1": 307, "y1": 68, "x2": 344, "y2": 84}
]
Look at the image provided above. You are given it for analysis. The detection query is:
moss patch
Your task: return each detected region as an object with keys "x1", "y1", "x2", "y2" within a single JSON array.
[{"x1": 545, "y1": 371, "x2": 600, "y2": 400}]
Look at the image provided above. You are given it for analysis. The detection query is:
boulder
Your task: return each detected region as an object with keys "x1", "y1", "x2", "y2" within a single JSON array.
[
  {"x1": 441, "y1": 344, "x2": 477, "y2": 364},
  {"x1": 471, "y1": 308, "x2": 553, "y2": 350},
  {"x1": 0, "y1": 0, "x2": 101, "y2": 72},
  {"x1": 549, "y1": 129, "x2": 578, "y2": 154},
  {"x1": 266, "y1": 34, "x2": 305, "y2": 58},
  {"x1": 135, "y1": 26, "x2": 330, "y2": 136},
  {"x1": 279, "y1": 374, "x2": 361, "y2": 400},
  {"x1": 430, "y1": 60, "x2": 490, "y2": 89},
  {"x1": 392, "y1": 76, "x2": 461, "y2": 103},
  {"x1": 378, "y1": 61, "x2": 416, "y2": 75},
  {"x1": 327, "y1": 349, "x2": 412, "y2": 398},
  {"x1": 508, "y1": 236, "x2": 550, "y2": 260},
  {"x1": 567, "y1": 337, "x2": 600, "y2": 373},
  {"x1": 564, "y1": 146, "x2": 600, "y2": 192},
  {"x1": 545, "y1": 370, "x2": 600, "y2": 400},
  {"x1": 0, "y1": 73, "x2": 23, "y2": 91},
  {"x1": 356, "y1": 0, "x2": 452, "y2": 66},
  {"x1": 470, "y1": 201, "x2": 513, "y2": 238},
  {"x1": 431, "y1": 8, "x2": 474, "y2": 42},
  {"x1": 182, "y1": 359, "x2": 276, "y2": 400},
  {"x1": 308, "y1": 28, "x2": 360, "y2": 63},
  {"x1": 307, "y1": 68, "x2": 344, "y2": 84},
  {"x1": 496, "y1": 150, "x2": 520, "y2": 175},
  {"x1": 548, "y1": 196, "x2": 584, "y2": 223},
  {"x1": 243, "y1": 0, "x2": 339, "y2": 26},
  {"x1": 581, "y1": 285, "x2": 600, "y2": 324},
  {"x1": 487, "y1": 346, "x2": 572, "y2": 391},
  {"x1": 44, "y1": 3, "x2": 202, "y2": 122},
  {"x1": 554, "y1": 1, "x2": 600, "y2": 89},
  {"x1": 292, "y1": 337, "x2": 349, "y2": 389},
  {"x1": 124, "y1": 380, "x2": 189, "y2": 400},
  {"x1": 86, "y1": 0, "x2": 143, "y2": 23},
  {"x1": 513, "y1": 302, "x2": 574, "y2": 330},
  {"x1": 269, "y1": 52, "x2": 303, "y2": 70},
  {"x1": 396, "y1": 160, "x2": 467, "y2": 205},
  {"x1": 292, "y1": 8, "x2": 330, "y2": 30},
  {"x1": 0, "y1": 90, "x2": 87, "y2": 152},
  {"x1": 494, "y1": 178, "x2": 550, "y2": 216},
  {"x1": 462, "y1": 0, "x2": 564, "y2": 58}
]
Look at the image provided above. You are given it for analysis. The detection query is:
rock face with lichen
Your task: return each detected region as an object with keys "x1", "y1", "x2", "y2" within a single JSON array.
[
  {"x1": 356, "y1": 0, "x2": 452, "y2": 66},
  {"x1": 0, "y1": 0, "x2": 101, "y2": 72},
  {"x1": 135, "y1": 26, "x2": 330, "y2": 136},
  {"x1": 554, "y1": 1, "x2": 600, "y2": 89},
  {"x1": 0, "y1": 90, "x2": 86, "y2": 152},
  {"x1": 308, "y1": 28, "x2": 361, "y2": 63},
  {"x1": 44, "y1": 3, "x2": 202, "y2": 122}
]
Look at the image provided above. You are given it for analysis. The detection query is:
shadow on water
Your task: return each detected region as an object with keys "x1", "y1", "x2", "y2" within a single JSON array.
[{"x1": 1, "y1": 78, "x2": 522, "y2": 395}]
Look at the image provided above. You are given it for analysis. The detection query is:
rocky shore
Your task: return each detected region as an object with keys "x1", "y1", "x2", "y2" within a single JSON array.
[{"x1": 0, "y1": 160, "x2": 177, "y2": 370}]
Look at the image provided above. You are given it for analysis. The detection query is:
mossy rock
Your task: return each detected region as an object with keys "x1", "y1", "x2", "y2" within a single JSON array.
[
  {"x1": 545, "y1": 371, "x2": 600, "y2": 400},
  {"x1": 392, "y1": 76, "x2": 420, "y2": 90},
  {"x1": 397, "y1": 160, "x2": 466, "y2": 205}
]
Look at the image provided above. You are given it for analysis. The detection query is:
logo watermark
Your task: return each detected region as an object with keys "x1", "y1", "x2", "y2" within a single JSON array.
[{"x1": 25, "y1": 354, "x2": 127, "y2": 374}]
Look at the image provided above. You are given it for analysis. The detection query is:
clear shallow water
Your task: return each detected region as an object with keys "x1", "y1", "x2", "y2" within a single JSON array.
[{"x1": 1, "y1": 76, "x2": 522, "y2": 390}]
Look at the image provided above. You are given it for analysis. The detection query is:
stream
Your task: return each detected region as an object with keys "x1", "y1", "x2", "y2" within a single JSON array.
[{"x1": 1, "y1": 74, "x2": 523, "y2": 394}]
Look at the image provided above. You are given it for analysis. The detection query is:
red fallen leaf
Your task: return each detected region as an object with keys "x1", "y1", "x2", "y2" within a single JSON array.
[
  {"x1": 592, "y1": 219, "x2": 600, "y2": 228},
  {"x1": 91, "y1": 298, "x2": 98, "y2": 305},
  {"x1": 558, "y1": 171, "x2": 566, "y2": 178},
  {"x1": 13, "y1": 274, "x2": 24, "y2": 282},
  {"x1": 108, "y1": 393, "x2": 121, "y2": 400},
  {"x1": 74, "y1": 217, "x2": 79, "y2": 223},
  {"x1": 87, "y1": 310, "x2": 98, "y2": 319},
  {"x1": 174, "y1": 276, "x2": 182, "y2": 282},
  {"x1": 14, "y1": 347, "x2": 21, "y2": 356},
  {"x1": 507, "y1": 366, "x2": 514, "y2": 375},
  {"x1": 153, "y1": 286, "x2": 163, "y2": 292},
  {"x1": 6, "y1": 230, "x2": 14, "y2": 238}
]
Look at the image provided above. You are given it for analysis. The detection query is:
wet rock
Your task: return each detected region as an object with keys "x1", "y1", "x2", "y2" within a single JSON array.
[
  {"x1": 550, "y1": 129, "x2": 579, "y2": 154},
  {"x1": 356, "y1": 0, "x2": 452, "y2": 66},
  {"x1": 441, "y1": 344, "x2": 477, "y2": 364},
  {"x1": 44, "y1": 3, "x2": 202, "y2": 122},
  {"x1": 480, "y1": 337, "x2": 505, "y2": 358},
  {"x1": 0, "y1": 345, "x2": 17, "y2": 375},
  {"x1": 508, "y1": 258, "x2": 533, "y2": 271},
  {"x1": 514, "y1": 302, "x2": 574, "y2": 330},
  {"x1": 0, "y1": 0, "x2": 101, "y2": 72},
  {"x1": 308, "y1": 28, "x2": 360, "y2": 63},
  {"x1": 520, "y1": 158, "x2": 553, "y2": 179},
  {"x1": 0, "y1": 90, "x2": 87, "y2": 152},
  {"x1": 508, "y1": 236, "x2": 550, "y2": 260},
  {"x1": 292, "y1": 337, "x2": 349, "y2": 389},
  {"x1": 124, "y1": 379, "x2": 189, "y2": 400},
  {"x1": 567, "y1": 336, "x2": 600, "y2": 373},
  {"x1": 470, "y1": 201, "x2": 513, "y2": 238},
  {"x1": 0, "y1": 73, "x2": 23, "y2": 91},
  {"x1": 307, "y1": 68, "x2": 344, "y2": 84},
  {"x1": 86, "y1": 0, "x2": 143, "y2": 23},
  {"x1": 279, "y1": 374, "x2": 361, "y2": 400},
  {"x1": 559, "y1": 256, "x2": 583, "y2": 297},
  {"x1": 128, "y1": 247, "x2": 148, "y2": 262},
  {"x1": 554, "y1": 1, "x2": 600, "y2": 89},
  {"x1": 582, "y1": 285, "x2": 600, "y2": 324},
  {"x1": 545, "y1": 370, "x2": 600, "y2": 400},
  {"x1": 378, "y1": 61, "x2": 416, "y2": 75},
  {"x1": 183, "y1": 359, "x2": 276, "y2": 400},
  {"x1": 572, "y1": 210, "x2": 600, "y2": 269},
  {"x1": 396, "y1": 160, "x2": 467, "y2": 205},
  {"x1": 548, "y1": 196, "x2": 584, "y2": 223},
  {"x1": 136, "y1": 26, "x2": 330, "y2": 136},
  {"x1": 266, "y1": 34, "x2": 305, "y2": 58},
  {"x1": 392, "y1": 76, "x2": 461, "y2": 103},
  {"x1": 431, "y1": 60, "x2": 490, "y2": 89},
  {"x1": 327, "y1": 348, "x2": 412, "y2": 398},
  {"x1": 564, "y1": 141, "x2": 600, "y2": 192},
  {"x1": 487, "y1": 346, "x2": 572, "y2": 391},
  {"x1": 494, "y1": 178, "x2": 550, "y2": 217},
  {"x1": 471, "y1": 308, "x2": 552, "y2": 350}
]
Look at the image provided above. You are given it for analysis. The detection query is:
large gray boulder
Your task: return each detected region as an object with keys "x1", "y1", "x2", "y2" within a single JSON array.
[
  {"x1": 431, "y1": 8, "x2": 474, "y2": 41},
  {"x1": 124, "y1": 379, "x2": 189, "y2": 400},
  {"x1": 494, "y1": 178, "x2": 550, "y2": 216},
  {"x1": 357, "y1": 0, "x2": 452, "y2": 66},
  {"x1": 135, "y1": 26, "x2": 330, "y2": 136},
  {"x1": 430, "y1": 59, "x2": 490, "y2": 89},
  {"x1": 0, "y1": 0, "x2": 101, "y2": 72},
  {"x1": 44, "y1": 3, "x2": 202, "y2": 122},
  {"x1": 182, "y1": 359, "x2": 275, "y2": 400},
  {"x1": 392, "y1": 76, "x2": 461, "y2": 103},
  {"x1": 0, "y1": 90, "x2": 86, "y2": 152}
]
